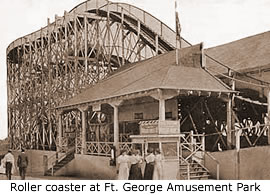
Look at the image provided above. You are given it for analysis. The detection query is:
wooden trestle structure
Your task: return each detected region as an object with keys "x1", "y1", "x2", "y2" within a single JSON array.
[
  {"x1": 6, "y1": 0, "x2": 191, "y2": 150},
  {"x1": 6, "y1": 0, "x2": 270, "y2": 155}
]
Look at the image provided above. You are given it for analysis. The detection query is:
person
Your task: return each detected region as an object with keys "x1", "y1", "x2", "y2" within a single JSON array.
[
  {"x1": 143, "y1": 148, "x2": 155, "y2": 180},
  {"x1": 153, "y1": 148, "x2": 164, "y2": 180},
  {"x1": 264, "y1": 113, "x2": 270, "y2": 136},
  {"x1": 116, "y1": 149, "x2": 130, "y2": 180},
  {"x1": 2, "y1": 149, "x2": 15, "y2": 180},
  {"x1": 128, "y1": 150, "x2": 143, "y2": 180},
  {"x1": 17, "y1": 148, "x2": 28, "y2": 180}
]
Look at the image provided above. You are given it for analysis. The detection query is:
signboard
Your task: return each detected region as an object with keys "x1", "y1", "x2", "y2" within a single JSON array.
[
  {"x1": 139, "y1": 120, "x2": 180, "y2": 135},
  {"x1": 158, "y1": 120, "x2": 180, "y2": 134},
  {"x1": 139, "y1": 120, "x2": 158, "y2": 134}
]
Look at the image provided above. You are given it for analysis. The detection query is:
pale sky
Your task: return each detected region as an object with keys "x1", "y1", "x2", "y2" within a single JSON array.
[{"x1": 1, "y1": 0, "x2": 270, "y2": 139}]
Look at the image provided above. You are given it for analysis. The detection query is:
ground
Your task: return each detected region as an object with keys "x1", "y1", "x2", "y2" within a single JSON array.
[{"x1": 0, "y1": 174, "x2": 85, "y2": 180}]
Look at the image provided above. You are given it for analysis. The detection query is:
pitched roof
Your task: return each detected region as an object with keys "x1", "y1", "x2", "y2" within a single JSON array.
[
  {"x1": 205, "y1": 31, "x2": 270, "y2": 73},
  {"x1": 58, "y1": 44, "x2": 232, "y2": 109}
]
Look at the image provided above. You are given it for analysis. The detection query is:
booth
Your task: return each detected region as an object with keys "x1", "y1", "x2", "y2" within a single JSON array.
[{"x1": 130, "y1": 120, "x2": 184, "y2": 179}]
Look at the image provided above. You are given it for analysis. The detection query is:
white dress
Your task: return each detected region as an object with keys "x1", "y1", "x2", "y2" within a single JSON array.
[
  {"x1": 153, "y1": 154, "x2": 163, "y2": 180},
  {"x1": 117, "y1": 154, "x2": 130, "y2": 180}
]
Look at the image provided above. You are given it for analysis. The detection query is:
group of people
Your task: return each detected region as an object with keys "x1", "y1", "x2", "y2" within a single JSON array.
[
  {"x1": 1, "y1": 149, "x2": 28, "y2": 180},
  {"x1": 116, "y1": 148, "x2": 164, "y2": 180},
  {"x1": 220, "y1": 118, "x2": 269, "y2": 138}
]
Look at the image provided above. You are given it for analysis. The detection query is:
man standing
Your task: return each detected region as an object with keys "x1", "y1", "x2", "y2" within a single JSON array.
[
  {"x1": 17, "y1": 148, "x2": 28, "y2": 180},
  {"x1": 2, "y1": 149, "x2": 15, "y2": 180}
]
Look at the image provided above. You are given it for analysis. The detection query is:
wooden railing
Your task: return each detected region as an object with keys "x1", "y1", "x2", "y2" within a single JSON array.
[
  {"x1": 235, "y1": 123, "x2": 270, "y2": 148},
  {"x1": 84, "y1": 141, "x2": 132, "y2": 156},
  {"x1": 179, "y1": 156, "x2": 190, "y2": 180},
  {"x1": 85, "y1": 142, "x2": 113, "y2": 156},
  {"x1": 76, "y1": 137, "x2": 82, "y2": 154},
  {"x1": 46, "y1": 146, "x2": 75, "y2": 176},
  {"x1": 180, "y1": 131, "x2": 205, "y2": 162}
]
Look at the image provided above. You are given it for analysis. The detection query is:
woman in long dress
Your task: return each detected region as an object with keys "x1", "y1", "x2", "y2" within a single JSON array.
[
  {"x1": 117, "y1": 150, "x2": 130, "y2": 180},
  {"x1": 143, "y1": 148, "x2": 155, "y2": 180},
  {"x1": 128, "y1": 150, "x2": 143, "y2": 180},
  {"x1": 153, "y1": 148, "x2": 164, "y2": 180}
]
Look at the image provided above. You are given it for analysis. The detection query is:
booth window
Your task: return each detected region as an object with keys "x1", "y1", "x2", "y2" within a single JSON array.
[
  {"x1": 165, "y1": 112, "x2": 173, "y2": 119},
  {"x1": 134, "y1": 112, "x2": 143, "y2": 120},
  {"x1": 162, "y1": 142, "x2": 177, "y2": 159}
]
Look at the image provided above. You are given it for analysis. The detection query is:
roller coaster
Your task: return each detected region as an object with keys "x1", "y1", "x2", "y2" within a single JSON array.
[{"x1": 6, "y1": 0, "x2": 193, "y2": 150}]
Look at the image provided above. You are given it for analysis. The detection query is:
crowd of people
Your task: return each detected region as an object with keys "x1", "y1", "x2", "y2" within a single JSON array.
[
  {"x1": 0, "y1": 148, "x2": 28, "y2": 180},
  {"x1": 116, "y1": 148, "x2": 164, "y2": 180},
  {"x1": 217, "y1": 113, "x2": 270, "y2": 137}
]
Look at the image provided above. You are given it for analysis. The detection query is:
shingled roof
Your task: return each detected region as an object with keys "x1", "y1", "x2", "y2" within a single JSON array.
[
  {"x1": 58, "y1": 44, "x2": 233, "y2": 109},
  {"x1": 205, "y1": 31, "x2": 270, "y2": 74}
]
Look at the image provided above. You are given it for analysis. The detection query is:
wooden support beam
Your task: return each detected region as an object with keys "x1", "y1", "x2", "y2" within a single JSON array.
[
  {"x1": 159, "y1": 98, "x2": 165, "y2": 121},
  {"x1": 121, "y1": 7, "x2": 125, "y2": 66},
  {"x1": 150, "y1": 89, "x2": 178, "y2": 121},
  {"x1": 78, "y1": 106, "x2": 89, "y2": 154},
  {"x1": 267, "y1": 90, "x2": 270, "y2": 144},
  {"x1": 227, "y1": 70, "x2": 235, "y2": 149},
  {"x1": 227, "y1": 98, "x2": 232, "y2": 149},
  {"x1": 109, "y1": 100, "x2": 123, "y2": 156},
  {"x1": 57, "y1": 110, "x2": 63, "y2": 151},
  {"x1": 155, "y1": 34, "x2": 159, "y2": 56},
  {"x1": 84, "y1": 15, "x2": 88, "y2": 73}
]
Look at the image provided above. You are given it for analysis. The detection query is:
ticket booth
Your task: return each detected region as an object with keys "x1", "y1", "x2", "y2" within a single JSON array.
[{"x1": 130, "y1": 120, "x2": 184, "y2": 179}]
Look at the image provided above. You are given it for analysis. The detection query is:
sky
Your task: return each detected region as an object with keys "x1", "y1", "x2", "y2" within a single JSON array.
[{"x1": 1, "y1": 0, "x2": 270, "y2": 139}]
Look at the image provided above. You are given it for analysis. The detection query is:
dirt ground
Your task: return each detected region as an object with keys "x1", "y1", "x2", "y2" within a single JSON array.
[{"x1": 0, "y1": 174, "x2": 87, "y2": 180}]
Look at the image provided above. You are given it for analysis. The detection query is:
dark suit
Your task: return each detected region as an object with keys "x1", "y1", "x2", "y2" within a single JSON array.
[{"x1": 17, "y1": 152, "x2": 28, "y2": 180}]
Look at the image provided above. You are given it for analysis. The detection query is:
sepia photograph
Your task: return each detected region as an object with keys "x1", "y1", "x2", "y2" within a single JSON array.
[{"x1": 1, "y1": 0, "x2": 270, "y2": 181}]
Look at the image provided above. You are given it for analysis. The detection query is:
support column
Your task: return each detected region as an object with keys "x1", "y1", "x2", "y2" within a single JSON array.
[
  {"x1": 57, "y1": 110, "x2": 63, "y2": 151},
  {"x1": 155, "y1": 35, "x2": 159, "y2": 56},
  {"x1": 81, "y1": 110, "x2": 86, "y2": 154},
  {"x1": 113, "y1": 105, "x2": 119, "y2": 152},
  {"x1": 227, "y1": 70, "x2": 235, "y2": 149},
  {"x1": 267, "y1": 90, "x2": 270, "y2": 144},
  {"x1": 109, "y1": 101, "x2": 123, "y2": 156},
  {"x1": 227, "y1": 98, "x2": 232, "y2": 149},
  {"x1": 151, "y1": 89, "x2": 179, "y2": 121},
  {"x1": 159, "y1": 98, "x2": 165, "y2": 121},
  {"x1": 79, "y1": 106, "x2": 88, "y2": 155}
]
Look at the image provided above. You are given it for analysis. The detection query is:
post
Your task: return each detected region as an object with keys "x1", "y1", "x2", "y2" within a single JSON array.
[
  {"x1": 187, "y1": 163, "x2": 190, "y2": 180},
  {"x1": 235, "y1": 127, "x2": 241, "y2": 179},
  {"x1": 202, "y1": 133, "x2": 205, "y2": 151},
  {"x1": 227, "y1": 70, "x2": 236, "y2": 149},
  {"x1": 79, "y1": 106, "x2": 88, "y2": 155},
  {"x1": 57, "y1": 111, "x2": 63, "y2": 151},
  {"x1": 217, "y1": 163, "x2": 220, "y2": 180},
  {"x1": 81, "y1": 111, "x2": 87, "y2": 154},
  {"x1": 109, "y1": 101, "x2": 122, "y2": 156},
  {"x1": 150, "y1": 89, "x2": 178, "y2": 121},
  {"x1": 236, "y1": 128, "x2": 241, "y2": 151},
  {"x1": 265, "y1": 89, "x2": 270, "y2": 144},
  {"x1": 84, "y1": 15, "x2": 88, "y2": 73},
  {"x1": 159, "y1": 98, "x2": 165, "y2": 121},
  {"x1": 113, "y1": 105, "x2": 119, "y2": 154},
  {"x1": 227, "y1": 97, "x2": 232, "y2": 149},
  {"x1": 155, "y1": 34, "x2": 159, "y2": 56},
  {"x1": 190, "y1": 130, "x2": 194, "y2": 153}
]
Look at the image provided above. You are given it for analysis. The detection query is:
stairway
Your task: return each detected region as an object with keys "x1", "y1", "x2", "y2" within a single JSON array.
[
  {"x1": 179, "y1": 159, "x2": 211, "y2": 180},
  {"x1": 44, "y1": 151, "x2": 75, "y2": 176}
]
